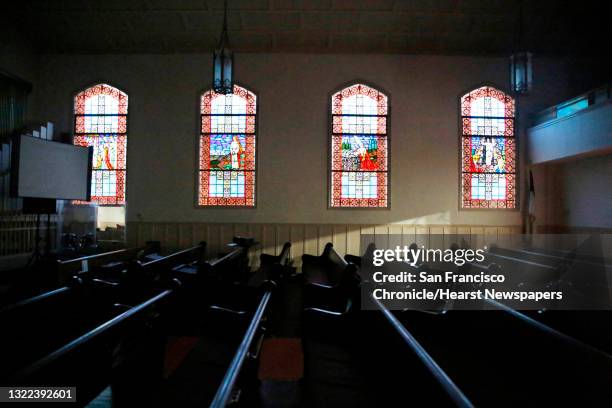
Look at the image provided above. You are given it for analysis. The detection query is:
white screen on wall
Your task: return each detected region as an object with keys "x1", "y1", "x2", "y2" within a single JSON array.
[{"x1": 15, "y1": 135, "x2": 91, "y2": 200}]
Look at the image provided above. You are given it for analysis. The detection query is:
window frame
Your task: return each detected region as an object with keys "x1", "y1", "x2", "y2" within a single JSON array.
[
  {"x1": 71, "y1": 82, "x2": 129, "y2": 207},
  {"x1": 327, "y1": 80, "x2": 391, "y2": 210},
  {"x1": 458, "y1": 83, "x2": 519, "y2": 211},
  {"x1": 195, "y1": 83, "x2": 259, "y2": 208}
]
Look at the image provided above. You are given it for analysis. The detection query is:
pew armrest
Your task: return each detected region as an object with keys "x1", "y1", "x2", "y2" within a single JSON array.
[
  {"x1": 92, "y1": 278, "x2": 120, "y2": 288},
  {"x1": 173, "y1": 264, "x2": 197, "y2": 275},
  {"x1": 248, "y1": 329, "x2": 266, "y2": 360},
  {"x1": 303, "y1": 283, "x2": 351, "y2": 314},
  {"x1": 143, "y1": 254, "x2": 163, "y2": 262},
  {"x1": 304, "y1": 298, "x2": 352, "y2": 317},
  {"x1": 91, "y1": 278, "x2": 121, "y2": 298},
  {"x1": 209, "y1": 304, "x2": 248, "y2": 316},
  {"x1": 304, "y1": 307, "x2": 344, "y2": 317},
  {"x1": 307, "y1": 281, "x2": 336, "y2": 290},
  {"x1": 401, "y1": 308, "x2": 448, "y2": 315},
  {"x1": 344, "y1": 254, "x2": 362, "y2": 267},
  {"x1": 113, "y1": 303, "x2": 133, "y2": 312}
]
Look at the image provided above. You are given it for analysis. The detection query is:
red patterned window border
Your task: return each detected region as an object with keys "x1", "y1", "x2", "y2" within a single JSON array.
[
  {"x1": 330, "y1": 83, "x2": 388, "y2": 208},
  {"x1": 460, "y1": 86, "x2": 516, "y2": 209},
  {"x1": 73, "y1": 83, "x2": 127, "y2": 206},
  {"x1": 198, "y1": 85, "x2": 256, "y2": 207}
]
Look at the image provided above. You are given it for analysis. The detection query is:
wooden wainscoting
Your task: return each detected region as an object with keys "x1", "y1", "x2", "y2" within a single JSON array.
[
  {"x1": 127, "y1": 222, "x2": 521, "y2": 270},
  {"x1": 536, "y1": 225, "x2": 612, "y2": 234}
]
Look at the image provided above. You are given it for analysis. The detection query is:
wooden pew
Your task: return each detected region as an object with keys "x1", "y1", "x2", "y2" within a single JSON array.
[
  {"x1": 490, "y1": 245, "x2": 573, "y2": 267},
  {"x1": 56, "y1": 241, "x2": 160, "y2": 285},
  {"x1": 486, "y1": 245, "x2": 612, "y2": 302},
  {"x1": 121, "y1": 242, "x2": 207, "y2": 303},
  {"x1": 344, "y1": 242, "x2": 375, "y2": 267},
  {"x1": 166, "y1": 239, "x2": 262, "y2": 336},
  {"x1": 0, "y1": 276, "x2": 123, "y2": 383},
  {"x1": 208, "y1": 281, "x2": 276, "y2": 408},
  {"x1": 302, "y1": 243, "x2": 360, "y2": 320},
  {"x1": 484, "y1": 245, "x2": 612, "y2": 353},
  {"x1": 0, "y1": 243, "x2": 206, "y2": 383},
  {"x1": 172, "y1": 237, "x2": 256, "y2": 285},
  {"x1": 132, "y1": 242, "x2": 206, "y2": 278},
  {"x1": 302, "y1": 243, "x2": 359, "y2": 289},
  {"x1": 205, "y1": 245, "x2": 269, "y2": 312},
  {"x1": 2, "y1": 238, "x2": 275, "y2": 407},
  {"x1": 0, "y1": 242, "x2": 185, "y2": 329},
  {"x1": 2, "y1": 240, "x2": 213, "y2": 406},
  {"x1": 301, "y1": 244, "x2": 474, "y2": 407},
  {"x1": 394, "y1": 306, "x2": 612, "y2": 407},
  {"x1": 260, "y1": 241, "x2": 292, "y2": 280},
  {"x1": 436, "y1": 252, "x2": 612, "y2": 354},
  {"x1": 0, "y1": 242, "x2": 160, "y2": 309},
  {"x1": 516, "y1": 245, "x2": 612, "y2": 267},
  {"x1": 348, "y1": 246, "x2": 612, "y2": 406},
  {"x1": 137, "y1": 246, "x2": 275, "y2": 406},
  {"x1": 260, "y1": 241, "x2": 291, "y2": 266},
  {"x1": 368, "y1": 296, "x2": 475, "y2": 408},
  {"x1": 179, "y1": 242, "x2": 242, "y2": 282},
  {"x1": 482, "y1": 249, "x2": 562, "y2": 290},
  {"x1": 13, "y1": 282, "x2": 179, "y2": 407},
  {"x1": 401, "y1": 246, "x2": 611, "y2": 350},
  {"x1": 225, "y1": 236, "x2": 259, "y2": 278}
]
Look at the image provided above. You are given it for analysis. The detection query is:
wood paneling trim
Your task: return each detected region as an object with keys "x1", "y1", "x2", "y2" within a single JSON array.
[{"x1": 127, "y1": 222, "x2": 522, "y2": 270}]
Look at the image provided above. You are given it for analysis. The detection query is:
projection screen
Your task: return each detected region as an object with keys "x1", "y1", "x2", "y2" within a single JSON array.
[{"x1": 12, "y1": 135, "x2": 92, "y2": 200}]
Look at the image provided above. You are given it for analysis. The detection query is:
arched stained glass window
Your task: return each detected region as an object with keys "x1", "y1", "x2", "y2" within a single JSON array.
[
  {"x1": 461, "y1": 86, "x2": 516, "y2": 209},
  {"x1": 199, "y1": 85, "x2": 256, "y2": 206},
  {"x1": 330, "y1": 83, "x2": 388, "y2": 208},
  {"x1": 73, "y1": 83, "x2": 127, "y2": 205}
]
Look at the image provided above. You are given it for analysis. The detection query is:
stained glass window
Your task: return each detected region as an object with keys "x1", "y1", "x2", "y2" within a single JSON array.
[
  {"x1": 461, "y1": 86, "x2": 516, "y2": 209},
  {"x1": 73, "y1": 84, "x2": 127, "y2": 205},
  {"x1": 330, "y1": 83, "x2": 388, "y2": 208},
  {"x1": 199, "y1": 85, "x2": 256, "y2": 206}
]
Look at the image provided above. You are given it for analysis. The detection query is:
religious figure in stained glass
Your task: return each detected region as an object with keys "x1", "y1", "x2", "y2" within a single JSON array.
[
  {"x1": 330, "y1": 83, "x2": 388, "y2": 207},
  {"x1": 199, "y1": 85, "x2": 256, "y2": 206},
  {"x1": 73, "y1": 83, "x2": 127, "y2": 205},
  {"x1": 461, "y1": 86, "x2": 516, "y2": 208}
]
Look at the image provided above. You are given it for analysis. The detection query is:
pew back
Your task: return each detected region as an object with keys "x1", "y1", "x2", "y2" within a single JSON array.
[
  {"x1": 303, "y1": 243, "x2": 358, "y2": 288},
  {"x1": 0, "y1": 280, "x2": 119, "y2": 380},
  {"x1": 209, "y1": 282, "x2": 275, "y2": 408},
  {"x1": 198, "y1": 245, "x2": 249, "y2": 284},
  {"x1": 14, "y1": 288, "x2": 175, "y2": 406},
  {"x1": 56, "y1": 241, "x2": 159, "y2": 284}
]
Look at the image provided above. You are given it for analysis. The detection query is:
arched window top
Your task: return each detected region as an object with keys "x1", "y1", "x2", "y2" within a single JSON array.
[
  {"x1": 199, "y1": 84, "x2": 257, "y2": 207},
  {"x1": 201, "y1": 85, "x2": 256, "y2": 114},
  {"x1": 73, "y1": 83, "x2": 128, "y2": 206},
  {"x1": 332, "y1": 83, "x2": 388, "y2": 116},
  {"x1": 461, "y1": 86, "x2": 514, "y2": 119},
  {"x1": 330, "y1": 83, "x2": 389, "y2": 208},
  {"x1": 75, "y1": 83, "x2": 128, "y2": 116},
  {"x1": 460, "y1": 85, "x2": 516, "y2": 209}
]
